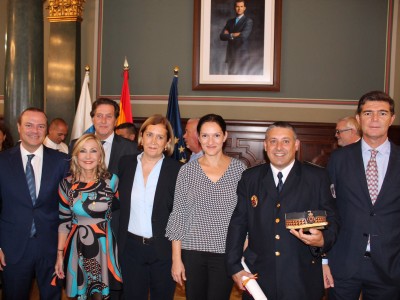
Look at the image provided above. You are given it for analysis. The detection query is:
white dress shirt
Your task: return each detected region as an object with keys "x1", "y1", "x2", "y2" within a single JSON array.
[
  {"x1": 43, "y1": 136, "x2": 68, "y2": 154},
  {"x1": 98, "y1": 132, "x2": 114, "y2": 168},
  {"x1": 20, "y1": 144, "x2": 43, "y2": 198}
]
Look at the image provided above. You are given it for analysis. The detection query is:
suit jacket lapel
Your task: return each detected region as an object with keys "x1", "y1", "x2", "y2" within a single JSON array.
[
  {"x1": 9, "y1": 147, "x2": 33, "y2": 205},
  {"x1": 260, "y1": 164, "x2": 275, "y2": 204},
  {"x1": 349, "y1": 142, "x2": 372, "y2": 206},
  {"x1": 37, "y1": 148, "x2": 51, "y2": 203},
  {"x1": 235, "y1": 15, "x2": 246, "y2": 29},
  {"x1": 124, "y1": 157, "x2": 138, "y2": 215},
  {"x1": 375, "y1": 142, "x2": 400, "y2": 205},
  {"x1": 109, "y1": 136, "x2": 120, "y2": 171},
  {"x1": 279, "y1": 161, "x2": 301, "y2": 200},
  {"x1": 152, "y1": 159, "x2": 169, "y2": 214}
]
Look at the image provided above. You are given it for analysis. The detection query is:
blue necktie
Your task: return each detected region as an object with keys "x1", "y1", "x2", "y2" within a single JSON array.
[
  {"x1": 277, "y1": 172, "x2": 283, "y2": 193},
  {"x1": 235, "y1": 17, "x2": 239, "y2": 25},
  {"x1": 26, "y1": 154, "x2": 37, "y2": 236}
]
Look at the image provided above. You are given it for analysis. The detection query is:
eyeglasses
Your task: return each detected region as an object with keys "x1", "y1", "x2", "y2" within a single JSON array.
[{"x1": 335, "y1": 128, "x2": 352, "y2": 135}]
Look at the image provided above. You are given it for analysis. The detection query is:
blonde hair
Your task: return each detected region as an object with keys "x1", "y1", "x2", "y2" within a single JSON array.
[
  {"x1": 70, "y1": 134, "x2": 110, "y2": 182},
  {"x1": 137, "y1": 114, "x2": 175, "y2": 157}
]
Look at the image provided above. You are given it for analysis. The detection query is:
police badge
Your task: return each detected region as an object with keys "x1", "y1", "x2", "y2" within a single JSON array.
[{"x1": 250, "y1": 195, "x2": 258, "y2": 208}]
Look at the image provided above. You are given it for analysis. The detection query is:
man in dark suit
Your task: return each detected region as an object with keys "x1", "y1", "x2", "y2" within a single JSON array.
[
  {"x1": 0, "y1": 108, "x2": 69, "y2": 299},
  {"x1": 69, "y1": 97, "x2": 139, "y2": 175},
  {"x1": 226, "y1": 121, "x2": 338, "y2": 300},
  {"x1": 220, "y1": 0, "x2": 253, "y2": 75},
  {"x1": 325, "y1": 91, "x2": 400, "y2": 299}
]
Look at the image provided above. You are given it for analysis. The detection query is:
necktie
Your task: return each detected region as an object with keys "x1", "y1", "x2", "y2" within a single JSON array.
[
  {"x1": 235, "y1": 17, "x2": 239, "y2": 25},
  {"x1": 366, "y1": 149, "x2": 378, "y2": 204},
  {"x1": 26, "y1": 154, "x2": 37, "y2": 236},
  {"x1": 277, "y1": 172, "x2": 283, "y2": 193}
]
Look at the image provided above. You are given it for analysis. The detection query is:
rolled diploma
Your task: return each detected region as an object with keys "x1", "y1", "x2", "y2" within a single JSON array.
[{"x1": 241, "y1": 258, "x2": 268, "y2": 300}]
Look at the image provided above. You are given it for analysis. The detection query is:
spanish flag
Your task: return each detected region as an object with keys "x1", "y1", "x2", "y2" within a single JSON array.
[{"x1": 116, "y1": 57, "x2": 133, "y2": 126}]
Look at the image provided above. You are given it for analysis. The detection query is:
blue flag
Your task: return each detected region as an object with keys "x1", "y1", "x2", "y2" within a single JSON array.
[{"x1": 166, "y1": 76, "x2": 187, "y2": 163}]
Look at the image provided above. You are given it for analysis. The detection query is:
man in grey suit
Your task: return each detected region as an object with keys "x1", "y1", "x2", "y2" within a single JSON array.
[
  {"x1": 220, "y1": 0, "x2": 253, "y2": 75},
  {"x1": 325, "y1": 91, "x2": 400, "y2": 299},
  {"x1": 0, "y1": 108, "x2": 69, "y2": 299}
]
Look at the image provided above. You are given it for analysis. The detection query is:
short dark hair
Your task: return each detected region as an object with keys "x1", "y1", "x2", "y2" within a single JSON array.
[
  {"x1": 234, "y1": 0, "x2": 246, "y2": 7},
  {"x1": 197, "y1": 114, "x2": 227, "y2": 135},
  {"x1": 90, "y1": 98, "x2": 120, "y2": 119},
  {"x1": 266, "y1": 121, "x2": 297, "y2": 140},
  {"x1": 17, "y1": 107, "x2": 47, "y2": 125},
  {"x1": 357, "y1": 91, "x2": 395, "y2": 115},
  {"x1": 115, "y1": 122, "x2": 137, "y2": 135}
]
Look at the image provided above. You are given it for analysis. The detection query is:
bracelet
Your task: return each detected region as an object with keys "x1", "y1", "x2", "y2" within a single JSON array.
[
  {"x1": 322, "y1": 258, "x2": 329, "y2": 265},
  {"x1": 57, "y1": 249, "x2": 64, "y2": 252}
]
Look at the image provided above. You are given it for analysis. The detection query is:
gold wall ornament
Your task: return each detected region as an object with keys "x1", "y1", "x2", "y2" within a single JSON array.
[{"x1": 46, "y1": 0, "x2": 86, "y2": 22}]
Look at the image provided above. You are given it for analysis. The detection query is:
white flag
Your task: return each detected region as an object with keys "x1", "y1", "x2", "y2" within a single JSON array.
[{"x1": 70, "y1": 70, "x2": 93, "y2": 140}]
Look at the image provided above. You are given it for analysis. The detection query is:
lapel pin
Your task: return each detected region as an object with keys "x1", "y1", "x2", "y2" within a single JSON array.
[{"x1": 251, "y1": 195, "x2": 258, "y2": 208}]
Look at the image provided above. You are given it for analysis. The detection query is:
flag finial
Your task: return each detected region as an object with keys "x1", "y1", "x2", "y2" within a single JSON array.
[
  {"x1": 124, "y1": 57, "x2": 130, "y2": 70},
  {"x1": 85, "y1": 65, "x2": 90, "y2": 72},
  {"x1": 174, "y1": 66, "x2": 179, "y2": 77}
]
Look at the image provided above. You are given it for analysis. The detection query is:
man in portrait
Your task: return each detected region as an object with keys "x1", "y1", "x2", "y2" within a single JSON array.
[{"x1": 220, "y1": 0, "x2": 253, "y2": 75}]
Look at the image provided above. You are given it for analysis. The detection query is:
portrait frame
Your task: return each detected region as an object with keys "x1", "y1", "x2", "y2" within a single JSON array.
[{"x1": 192, "y1": 0, "x2": 282, "y2": 91}]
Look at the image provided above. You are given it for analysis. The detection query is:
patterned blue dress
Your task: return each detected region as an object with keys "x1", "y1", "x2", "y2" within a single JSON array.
[{"x1": 56, "y1": 174, "x2": 122, "y2": 299}]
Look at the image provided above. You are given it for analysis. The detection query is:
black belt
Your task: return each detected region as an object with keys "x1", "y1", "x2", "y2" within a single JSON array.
[
  {"x1": 364, "y1": 251, "x2": 371, "y2": 258},
  {"x1": 128, "y1": 232, "x2": 154, "y2": 245}
]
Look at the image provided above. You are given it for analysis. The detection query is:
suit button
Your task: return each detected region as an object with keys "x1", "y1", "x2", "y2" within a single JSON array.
[
  {"x1": 276, "y1": 203, "x2": 281, "y2": 208},
  {"x1": 275, "y1": 235, "x2": 280, "y2": 240},
  {"x1": 275, "y1": 251, "x2": 280, "y2": 256},
  {"x1": 311, "y1": 260, "x2": 315, "y2": 264},
  {"x1": 275, "y1": 218, "x2": 280, "y2": 223}
]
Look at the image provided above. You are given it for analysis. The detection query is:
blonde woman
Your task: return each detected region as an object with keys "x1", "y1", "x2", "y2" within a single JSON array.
[{"x1": 53, "y1": 134, "x2": 121, "y2": 299}]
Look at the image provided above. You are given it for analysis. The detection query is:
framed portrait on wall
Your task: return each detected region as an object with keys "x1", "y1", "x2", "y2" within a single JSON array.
[{"x1": 192, "y1": 0, "x2": 282, "y2": 91}]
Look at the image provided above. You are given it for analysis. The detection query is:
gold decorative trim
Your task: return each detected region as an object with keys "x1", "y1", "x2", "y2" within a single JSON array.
[{"x1": 46, "y1": 0, "x2": 86, "y2": 22}]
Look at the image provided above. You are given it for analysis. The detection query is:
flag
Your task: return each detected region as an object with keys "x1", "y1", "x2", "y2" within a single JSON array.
[
  {"x1": 71, "y1": 68, "x2": 93, "y2": 140},
  {"x1": 166, "y1": 74, "x2": 187, "y2": 163},
  {"x1": 116, "y1": 58, "x2": 133, "y2": 126}
]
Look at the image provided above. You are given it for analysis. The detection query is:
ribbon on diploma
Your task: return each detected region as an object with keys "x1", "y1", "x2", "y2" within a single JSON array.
[{"x1": 241, "y1": 258, "x2": 268, "y2": 300}]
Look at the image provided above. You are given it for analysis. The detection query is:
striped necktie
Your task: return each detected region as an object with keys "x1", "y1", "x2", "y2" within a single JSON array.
[{"x1": 26, "y1": 154, "x2": 37, "y2": 236}]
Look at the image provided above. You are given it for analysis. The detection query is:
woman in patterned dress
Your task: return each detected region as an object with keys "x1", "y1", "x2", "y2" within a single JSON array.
[
  {"x1": 53, "y1": 134, "x2": 122, "y2": 299},
  {"x1": 166, "y1": 114, "x2": 247, "y2": 300}
]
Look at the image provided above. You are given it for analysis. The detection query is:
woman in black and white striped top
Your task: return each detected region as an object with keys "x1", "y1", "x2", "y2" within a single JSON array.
[{"x1": 166, "y1": 114, "x2": 246, "y2": 300}]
